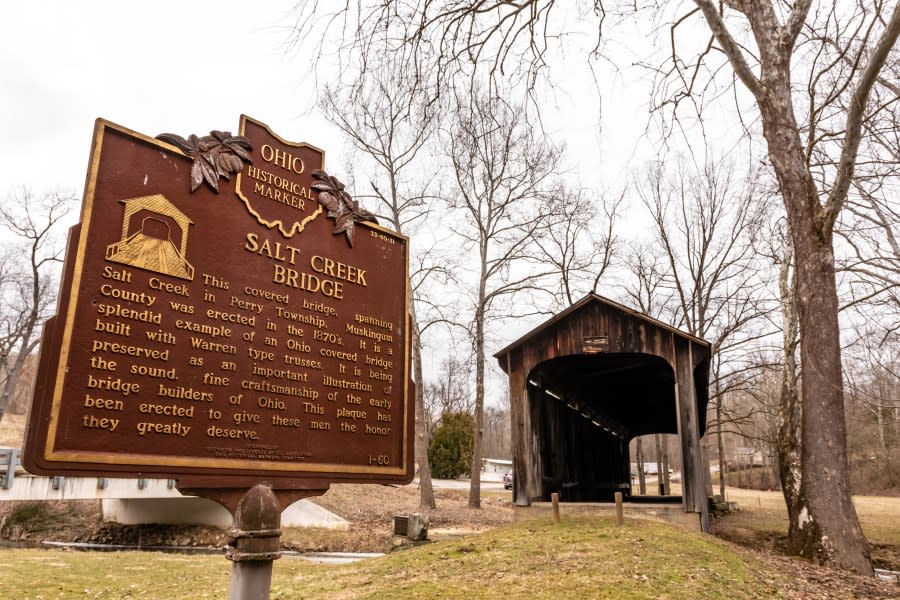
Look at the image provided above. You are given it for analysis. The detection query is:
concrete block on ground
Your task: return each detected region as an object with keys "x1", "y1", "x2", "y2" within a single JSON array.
[
  {"x1": 281, "y1": 499, "x2": 349, "y2": 530},
  {"x1": 407, "y1": 512, "x2": 428, "y2": 541}
]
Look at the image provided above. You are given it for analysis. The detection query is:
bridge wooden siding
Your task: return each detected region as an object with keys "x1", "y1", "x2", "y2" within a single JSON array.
[{"x1": 494, "y1": 294, "x2": 711, "y2": 531}]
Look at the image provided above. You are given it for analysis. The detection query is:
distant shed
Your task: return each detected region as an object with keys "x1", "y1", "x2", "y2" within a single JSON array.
[{"x1": 494, "y1": 294, "x2": 711, "y2": 530}]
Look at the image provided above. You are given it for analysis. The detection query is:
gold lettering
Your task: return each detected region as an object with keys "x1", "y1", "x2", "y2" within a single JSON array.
[
  {"x1": 190, "y1": 336, "x2": 238, "y2": 355},
  {"x1": 245, "y1": 233, "x2": 301, "y2": 264},
  {"x1": 83, "y1": 393, "x2": 124, "y2": 411},
  {"x1": 102, "y1": 265, "x2": 132, "y2": 283},
  {"x1": 137, "y1": 421, "x2": 191, "y2": 437},
  {"x1": 309, "y1": 256, "x2": 367, "y2": 287},
  {"x1": 90, "y1": 340, "x2": 169, "y2": 361},
  {"x1": 137, "y1": 403, "x2": 195, "y2": 418},
  {"x1": 365, "y1": 424, "x2": 391, "y2": 436},
  {"x1": 206, "y1": 425, "x2": 260, "y2": 440},
  {"x1": 148, "y1": 277, "x2": 189, "y2": 297},
  {"x1": 272, "y1": 265, "x2": 344, "y2": 299},
  {"x1": 129, "y1": 364, "x2": 177, "y2": 380},
  {"x1": 260, "y1": 144, "x2": 304, "y2": 174},
  {"x1": 205, "y1": 308, "x2": 256, "y2": 327}
]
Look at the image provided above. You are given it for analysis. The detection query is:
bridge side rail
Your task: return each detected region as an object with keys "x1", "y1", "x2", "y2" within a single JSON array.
[
  {"x1": 0, "y1": 447, "x2": 22, "y2": 489},
  {"x1": 0, "y1": 447, "x2": 179, "y2": 499}
]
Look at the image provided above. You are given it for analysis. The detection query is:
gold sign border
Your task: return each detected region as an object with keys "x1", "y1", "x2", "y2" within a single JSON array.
[{"x1": 41, "y1": 118, "x2": 412, "y2": 478}]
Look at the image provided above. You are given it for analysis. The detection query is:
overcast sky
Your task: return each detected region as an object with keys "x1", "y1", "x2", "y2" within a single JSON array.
[
  {"x1": 0, "y1": 2, "x2": 347, "y2": 206},
  {"x1": 0, "y1": 2, "x2": 661, "y2": 215}
]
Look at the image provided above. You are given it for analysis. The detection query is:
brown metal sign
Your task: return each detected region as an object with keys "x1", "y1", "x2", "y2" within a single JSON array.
[{"x1": 23, "y1": 116, "x2": 413, "y2": 485}]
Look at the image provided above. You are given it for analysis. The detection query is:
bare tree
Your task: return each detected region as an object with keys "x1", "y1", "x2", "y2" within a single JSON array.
[
  {"x1": 407, "y1": 245, "x2": 461, "y2": 506},
  {"x1": 843, "y1": 321, "x2": 900, "y2": 491},
  {"x1": 0, "y1": 189, "x2": 73, "y2": 423},
  {"x1": 622, "y1": 242, "x2": 669, "y2": 318},
  {"x1": 445, "y1": 88, "x2": 564, "y2": 508},
  {"x1": 482, "y1": 405, "x2": 511, "y2": 459},
  {"x1": 316, "y1": 28, "x2": 446, "y2": 508},
  {"x1": 423, "y1": 356, "x2": 474, "y2": 431},
  {"x1": 772, "y1": 222, "x2": 804, "y2": 539},
  {"x1": 678, "y1": 2, "x2": 900, "y2": 573},
  {"x1": 633, "y1": 155, "x2": 773, "y2": 502},
  {"x1": 533, "y1": 187, "x2": 623, "y2": 309},
  {"x1": 634, "y1": 157, "x2": 769, "y2": 342},
  {"x1": 635, "y1": 438, "x2": 647, "y2": 495}
]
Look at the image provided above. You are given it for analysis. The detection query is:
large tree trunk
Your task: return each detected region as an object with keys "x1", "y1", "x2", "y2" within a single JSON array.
[
  {"x1": 758, "y1": 89, "x2": 873, "y2": 574},
  {"x1": 694, "y1": 0, "x2": 900, "y2": 573},
  {"x1": 790, "y1": 226, "x2": 871, "y2": 573},
  {"x1": 411, "y1": 302, "x2": 436, "y2": 509}
]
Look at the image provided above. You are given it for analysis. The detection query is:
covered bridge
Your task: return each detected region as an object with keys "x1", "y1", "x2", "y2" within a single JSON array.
[{"x1": 494, "y1": 294, "x2": 712, "y2": 531}]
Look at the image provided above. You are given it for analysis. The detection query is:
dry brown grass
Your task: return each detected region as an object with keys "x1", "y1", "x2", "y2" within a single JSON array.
[
  {"x1": 0, "y1": 413, "x2": 25, "y2": 447},
  {"x1": 712, "y1": 486, "x2": 900, "y2": 570}
]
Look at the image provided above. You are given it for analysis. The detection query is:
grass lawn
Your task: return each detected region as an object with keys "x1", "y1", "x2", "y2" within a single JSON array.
[{"x1": 0, "y1": 517, "x2": 825, "y2": 599}]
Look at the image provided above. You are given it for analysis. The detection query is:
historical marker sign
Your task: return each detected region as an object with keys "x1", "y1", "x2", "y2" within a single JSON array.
[{"x1": 23, "y1": 116, "x2": 413, "y2": 486}]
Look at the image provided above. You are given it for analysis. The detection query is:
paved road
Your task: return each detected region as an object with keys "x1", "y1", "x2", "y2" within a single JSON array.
[{"x1": 414, "y1": 478, "x2": 507, "y2": 492}]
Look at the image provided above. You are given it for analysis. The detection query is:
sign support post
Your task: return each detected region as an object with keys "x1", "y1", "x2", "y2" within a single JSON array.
[{"x1": 226, "y1": 484, "x2": 281, "y2": 600}]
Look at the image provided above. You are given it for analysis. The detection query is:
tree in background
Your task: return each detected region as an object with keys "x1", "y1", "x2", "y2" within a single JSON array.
[
  {"x1": 0, "y1": 189, "x2": 72, "y2": 423},
  {"x1": 533, "y1": 187, "x2": 623, "y2": 309},
  {"x1": 428, "y1": 411, "x2": 475, "y2": 480},
  {"x1": 681, "y1": 2, "x2": 900, "y2": 574},
  {"x1": 844, "y1": 324, "x2": 900, "y2": 493},
  {"x1": 632, "y1": 155, "x2": 773, "y2": 500},
  {"x1": 635, "y1": 438, "x2": 647, "y2": 495},
  {"x1": 364, "y1": 0, "x2": 898, "y2": 572},
  {"x1": 423, "y1": 356, "x2": 474, "y2": 437},
  {"x1": 772, "y1": 221, "x2": 803, "y2": 540},
  {"x1": 315, "y1": 24, "x2": 446, "y2": 509},
  {"x1": 482, "y1": 405, "x2": 511, "y2": 460},
  {"x1": 445, "y1": 88, "x2": 564, "y2": 508}
]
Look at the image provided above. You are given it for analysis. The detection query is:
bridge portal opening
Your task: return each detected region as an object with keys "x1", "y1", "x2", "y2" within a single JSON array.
[{"x1": 527, "y1": 353, "x2": 677, "y2": 502}]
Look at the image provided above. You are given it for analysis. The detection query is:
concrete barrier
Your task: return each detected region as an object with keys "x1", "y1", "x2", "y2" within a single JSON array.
[
  {"x1": 102, "y1": 497, "x2": 349, "y2": 529},
  {"x1": 0, "y1": 471, "x2": 348, "y2": 529}
]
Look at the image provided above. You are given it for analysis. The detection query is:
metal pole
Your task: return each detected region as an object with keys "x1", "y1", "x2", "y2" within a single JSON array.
[{"x1": 227, "y1": 484, "x2": 281, "y2": 600}]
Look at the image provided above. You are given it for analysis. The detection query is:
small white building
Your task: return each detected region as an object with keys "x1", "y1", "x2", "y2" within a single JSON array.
[{"x1": 482, "y1": 458, "x2": 512, "y2": 481}]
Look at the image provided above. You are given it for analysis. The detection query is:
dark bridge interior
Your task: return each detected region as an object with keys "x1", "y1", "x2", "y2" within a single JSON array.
[{"x1": 526, "y1": 353, "x2": 685, "y2": 502}]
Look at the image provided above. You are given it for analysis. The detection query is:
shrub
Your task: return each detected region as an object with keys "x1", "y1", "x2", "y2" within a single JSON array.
[{"x1": 428, "y1": 412, "x2": 475, "y2": 479}]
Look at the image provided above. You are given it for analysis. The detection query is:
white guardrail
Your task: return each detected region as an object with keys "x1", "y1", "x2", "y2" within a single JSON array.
[{"x1": 0, "y1": 447, "x2": 181, "y2": 501}]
